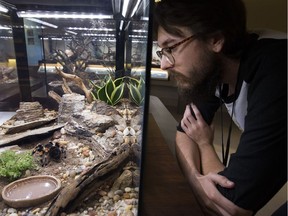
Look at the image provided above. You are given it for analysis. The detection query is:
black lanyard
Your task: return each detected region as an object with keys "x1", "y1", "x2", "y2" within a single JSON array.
[
  {"x1": 220, "y1": 98, "x2": 235, "y2": 166},
  {"x1": 219, "y1": 72, "x2": 241, "y2": 166}
]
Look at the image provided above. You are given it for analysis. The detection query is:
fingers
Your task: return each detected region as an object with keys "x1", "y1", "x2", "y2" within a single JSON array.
[
  {"x1": 205, "y1": 173, "x2": 252, "y2": 215},
  {"x1": 181, "y1": 105, "x2": 195, "y2": 130},
  {"x1": 203, "y1": 173, "x2": 242, "y2": 215},
  {"x1": 181, "y1": 104, "x2": 209, "y2": 130},
  {"x1": 181, "y1": 106, "x2": 189, "y2": 129},
  {"x1": 182, "y1": 105, "x2": 191, "y2": 119},
  {"x1": 196, "y1": 173, "x2": 236, "y2": 215},
  {"x1": 196, "y1": 173, "x2": 253, "y2": 216},
  {"x1": 213, "y1": 188, "x2": 252, "y2": 216},
  {"x1": 182, "y1": 104, "x2": 197, "y2": 124},
  {"x1": 181, "y1": 104, "x2": 211, "y2": 140},
  {"x1": 208, "y1": 172, "x2": 235, "y2": 188},
  {"x1": 186, "y1": 104, "x2": 197, "y2": 123},
  {"x1": 191, "y1": 103, "x2": 205, "y2": 124}
]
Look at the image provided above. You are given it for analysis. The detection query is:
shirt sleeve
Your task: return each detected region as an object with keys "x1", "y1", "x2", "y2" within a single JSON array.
[{"x1": 217, "y1": 40, "x2": 287, "y2": 213}]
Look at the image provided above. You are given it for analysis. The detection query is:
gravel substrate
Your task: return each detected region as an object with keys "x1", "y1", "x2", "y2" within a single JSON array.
[{"x1": 1, "y1": 186, "x2": 139, "y2": 216}]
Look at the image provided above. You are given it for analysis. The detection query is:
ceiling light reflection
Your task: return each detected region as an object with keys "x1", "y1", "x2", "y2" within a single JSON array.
[
  {"x1": 82, "y1": 33, "x2": 115, "y2": 37},
  {"x1": 122, "y1": 0, "x2": 130, "y2": 17},
  {"x1": 17, "y1": 11, "x2": 113, "y2": 19},
  {"x1": 130, "y1": 0, "x2": 141, "y2": 17},
  {"x1": 0, "y1": 5, "x2": 8, "y2": 13},
  {"x1": 67, "y1": 27, "x2": 114, "y2": 31},
  {"x1": 0, "y1": 25, "x2": 11, "y2": 30},
  {"x1": 27, "y1": 18, "x2": 58, "y2": 28},
  {"x1": 66, "y1": 30, "x2": 77, "y2": 35}
]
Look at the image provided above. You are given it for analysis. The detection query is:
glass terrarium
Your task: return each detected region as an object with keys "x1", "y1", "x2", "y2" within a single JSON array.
[
  {"x1": 0, "y1": 0, "x2": 152, "y2": 215},
  {"x1": 0, "y1": 3, "x2": 19, "y2": 110}
]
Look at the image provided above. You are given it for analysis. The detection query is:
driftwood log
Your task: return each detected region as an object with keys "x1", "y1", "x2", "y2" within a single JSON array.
[
  {"x1": 55, "y1": 67, "x2": 93, "y2": 103},
  {"x1": 1, "y1": 118, "x2": 57, "y2": 134},
  {"x1": 45, "y1": 143, "x2": 139, "y2": 216},
  {"x1": 48, "y1": 91, "x2": 62, "y2": 104},
  {"x1": 0, "y1": 124, "x2": 65, "y2": 147}
]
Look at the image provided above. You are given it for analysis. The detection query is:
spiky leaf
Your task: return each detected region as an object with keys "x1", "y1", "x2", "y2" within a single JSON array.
[
  {"x1": 97, "y1": 85, "x2": 109, "y2": 103},
  {"x1": 129, "y1": 77, "x2": 140, "y2": 86},
  {"x1": 91, "y1": 91, "x2": 98, "y2": 100},
  {"x1": 138, "y1": 77, "x2": 145, "y2": 95},
  {"x1": 114, "y1": 77, "x2": 124, "y2": 87},
  {"x1": 89, "y1": 80, "x2": 102, "y2": 92},
  {"x1": 111, "y1": 83, "x2": 125, "y2": 106},
  {"x1": 129, "y1": 83, "x2": 142, "y2": 106},
  {"x1": 105, "y1": 77, "x2": 115, "y2": 98}
]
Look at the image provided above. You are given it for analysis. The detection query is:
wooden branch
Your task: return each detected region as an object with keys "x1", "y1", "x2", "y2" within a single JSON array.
[
  {"x1": 0, "y1": 124, "x2": 65, "y2": 147},
  {"x1": 45, "y1": 144, "x2": 131, "y2": 216},
  {"x1": 48, "y1": 91, "x2": 62, "y2": 104},
  {"x1": 1, "y1": 118, "x2": 56, "y2": 134},
  {"x1": 61, "y1": 78, "x2": 73, "y2": 94},
  {"x1": 55, "y1": 67, "x2": 93, "y2": 103}
]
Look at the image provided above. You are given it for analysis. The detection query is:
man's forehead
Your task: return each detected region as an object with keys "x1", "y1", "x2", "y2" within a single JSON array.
[
  {"x1": 157, "y1": 27, "x2": 178, "y2": 47},
  {"x1": 157, "y1": 26, "x2": 191, "y2": 47}
]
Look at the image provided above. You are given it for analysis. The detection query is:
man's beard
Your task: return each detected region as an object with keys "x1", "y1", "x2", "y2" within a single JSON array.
[{"x1": 169, "y1": 49, "x2": 221, "y2": 105}]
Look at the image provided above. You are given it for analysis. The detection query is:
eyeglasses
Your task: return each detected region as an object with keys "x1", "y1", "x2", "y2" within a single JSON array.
[{"x1": 156, "y1": 35, "x2": 195, "y2": 65}]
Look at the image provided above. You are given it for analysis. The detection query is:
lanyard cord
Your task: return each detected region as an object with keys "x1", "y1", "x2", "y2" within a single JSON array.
[
  {"x1": 219, "y1": 65, "x2": 242, "y2": 166},
  {"x1": 220, "y1": 98, "x2": 225, "y2": 163},
  {"x1": 219, "y1": 85, "x2": 236, "y2": 166},
  {"x1": 223, "y1": 101, "x2": 235, "y2": 166}
]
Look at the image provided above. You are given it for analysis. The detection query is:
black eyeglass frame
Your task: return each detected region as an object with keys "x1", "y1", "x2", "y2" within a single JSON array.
[{"x1": 156, "y1": 35, "x2": 195, "y2": 65}]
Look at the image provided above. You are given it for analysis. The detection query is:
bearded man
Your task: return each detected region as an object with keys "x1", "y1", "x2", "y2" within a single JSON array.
[{"x1": 154, "y1": 0, "x2": 287, "y2": 215}]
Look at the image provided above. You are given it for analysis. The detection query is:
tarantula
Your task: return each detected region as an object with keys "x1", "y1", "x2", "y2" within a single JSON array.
[{"x1": 32, "y1": 141, "x2": 66, "y2": 166}]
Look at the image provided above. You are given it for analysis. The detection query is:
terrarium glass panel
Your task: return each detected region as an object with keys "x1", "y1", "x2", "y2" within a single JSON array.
[
  {"x1": 0, "y1": 11, "x2": 19, "y2": 110},
  {"x1": 0, "y1": 0, "x2": 151, "y2": 215}
]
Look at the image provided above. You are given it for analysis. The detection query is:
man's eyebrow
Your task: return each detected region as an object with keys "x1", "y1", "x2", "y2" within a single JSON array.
[{"x1": 157, "y1": 38, "x2": 176, "y2": 48}]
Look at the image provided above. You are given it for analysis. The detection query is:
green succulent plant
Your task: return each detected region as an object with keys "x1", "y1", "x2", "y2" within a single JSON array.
[
  {"x1": 90, "y1": 75, "x2": 125, "y2": 106},
  {"x1": 127, "y1": 76, "x2": 145, "y2": 106},
  {"x1": 90, "y1": 75, "x2": 145, "y2": 106}
]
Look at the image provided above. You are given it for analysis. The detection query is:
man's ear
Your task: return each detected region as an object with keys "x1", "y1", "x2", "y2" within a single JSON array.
[{"x1": 209, "y1": 32, "x2": 225, "y2": 53}]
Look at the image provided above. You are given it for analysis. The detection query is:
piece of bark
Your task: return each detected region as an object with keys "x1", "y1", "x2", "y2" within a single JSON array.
[
  {"x1": 15, "y1": 102, "x2": 44, "y2": 122},
  {"x1": 0, "y1": 124, "x2": 65, "y2": 147},
  {"x1": 45, "y1": 143, "x2": 131, "y2": 215},
  {"x1": 1, "y1": 118, "x2": 56, "y2": 134},
  {"x1": 48, "y1": 91, "x2": 62, "y2": 104}
]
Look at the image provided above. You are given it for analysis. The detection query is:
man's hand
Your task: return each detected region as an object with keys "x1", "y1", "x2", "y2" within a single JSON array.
[
  {"x1": 192, "y1": 172, "x2": 253, "y2": 216},
  {"x1": 181, "y1": 104, "x2": 224, "y2": 174},
  {"x1": 181, "y1": 103, "x2": 214, "y2": 147},
  {"x1": 177, "y1": 105, "x2": 253, "y2": 215}
]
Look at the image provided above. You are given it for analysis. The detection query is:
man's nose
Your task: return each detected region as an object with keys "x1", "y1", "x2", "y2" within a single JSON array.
[{"x1": 160, "y1": 57, "x2": 173, "y2": 70}]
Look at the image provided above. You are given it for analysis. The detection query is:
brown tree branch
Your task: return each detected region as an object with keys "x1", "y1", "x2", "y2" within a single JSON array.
[
  {"x1": 55, "y1": 67, "x2": 93, "y2": 103},
  {"x1": 45, "y1": 144, "x2": 131, "y2": 215},
  {"x1": 61, "y1": 78, "x2": 73, "y2": 94},
  {"x1": 48, "y1": 91, "x2": 62, "y2": 104}
]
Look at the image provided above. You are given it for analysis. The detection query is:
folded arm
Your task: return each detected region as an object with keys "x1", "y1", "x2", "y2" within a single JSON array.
[
  {"x1": 176, "y1": 104, "x2": 253, "y2": 215},
  {"x1": 176, "y1": 131, "x2": 252, "y2": 216}
]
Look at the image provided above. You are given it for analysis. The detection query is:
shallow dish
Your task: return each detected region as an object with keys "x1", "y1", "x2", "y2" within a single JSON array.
[{"x1": 2, "y1": 175, "x2": 61, "y2": 208}]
